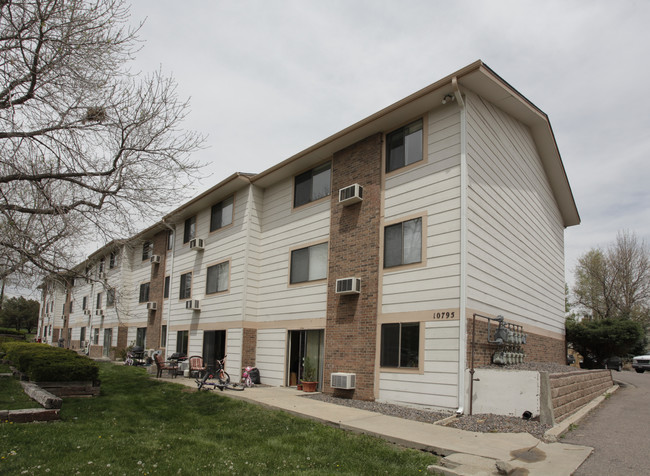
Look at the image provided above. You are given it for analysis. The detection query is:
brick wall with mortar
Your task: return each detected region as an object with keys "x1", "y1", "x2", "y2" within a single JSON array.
[
  {"x1": 146, "y1": 230, "x2": 168, "y2": 349},
  {"x1": 324, "y1": 133, "x2": 382, "y2": 401},
  {"x1": 467, "y1": 317, "x2": 565, "y2": 367},
  {"x1": 242, "y1": 328, "x2": 257, "y2": 367},
  {"x1": 549, "y1": 369, "x2": 613, "y2": 421}
]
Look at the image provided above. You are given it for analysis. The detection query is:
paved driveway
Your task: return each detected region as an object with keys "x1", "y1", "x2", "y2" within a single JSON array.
[{"x1": 561, "y1": 370, "x2": 650, "y2": 476}]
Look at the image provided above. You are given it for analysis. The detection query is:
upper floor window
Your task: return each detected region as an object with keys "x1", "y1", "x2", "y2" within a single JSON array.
[
  {"x1": 290, "y1": 242, "x2": 328, "y2": 284},
  {"x1": 183, "y1": 216, "x2": 196, "y2": 244},
  {"x1": 96, "y1": 293, "x2": 102, "y2": 309},
  {"x1": 179, "y1": 272, "x2": 192, "y2": 299},
  {"x1": 294, "y1": 162, "x2": 331, "y2": 208},
  {"x1": 142, "y1": 241, "x2": 152, "y2": 261},
  {"x1": 380, "y1": 322, "x2": 419, "y2": 368},
  {"x1": 386, "y1": 119, "x2": 423, "y2": 173},
  {"x1": 139, "y1": 283, "x2": 150, "y2": 303},
  {"x1": 82, "y1": 296, "x2": 88, "y2": 310},
  {"x1": 106, "y1": 288, "x2": 115, "y2": 307},
  {"x1": 384, "y1": 217, "x2": 422, "y2": 268},
  {"x1": 206, "y1": 261, "x2": 229, "y2": 294},
  {"x1": 210, "y1": 196, "x2": 234, "y2": 232},
  {"x1": 167, "y1": 230, "x2": 174, "y2": 250},
  {"x1": 164, "y1": 276, "x2": 170, "y2": 299},
  {"x1": 109, "y1": 251, "x2": 117, "y2": 269}
]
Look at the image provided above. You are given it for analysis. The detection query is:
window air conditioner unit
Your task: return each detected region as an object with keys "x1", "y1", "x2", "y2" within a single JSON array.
[
  {"x1": 331, "y1": 372, "x2": 356, "y2": 389},
  {"x1": 146, "y1": 302, "x2": 157, "y2": 310},
  {"x1": 185, "y1": 299, "x2": 201, "y2": 310},
  {"x1": 150, "y1": 255, "x2": 161, "y2": 264},
  {"x1": 189, "y1": 238, "x2": 204, "y2": 251},
  {"x1": 84, "y1": 309, "x2": 91, "y2": 316},
  {"x1": 335, "y1": 277, "x2": 361, "y2": 295},
  {"x1": 95, "y1": 309, "x2": 104, "y2": 316},
  {"x1": 338, "y1": 184, "x2": 363, "y2": 205}
]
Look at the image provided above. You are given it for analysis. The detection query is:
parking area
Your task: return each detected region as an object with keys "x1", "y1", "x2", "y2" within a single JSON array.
[{"x1": 561, "y1": 370, "x2": 650, "y2": 476}]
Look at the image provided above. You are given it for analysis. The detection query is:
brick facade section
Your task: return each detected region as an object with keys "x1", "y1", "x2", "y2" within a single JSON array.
[
  {"x1": 324, "y1": 133, "x2": 382, "y2": 401},
  {"x1": 146, "y1": 230, "x2": 168, "y2": 349},
  {"x1": 549, "y1": 370, "x2": 612, "y2": 421},
  {"x1": 467, "y1": 317, "x2": 565, "y2": 367},
  {"x1": 242, "y1": 328, "x2": 257, "y2": 367}
]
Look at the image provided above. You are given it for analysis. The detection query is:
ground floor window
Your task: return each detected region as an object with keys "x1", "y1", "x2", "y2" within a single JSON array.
[
  {"x1": 136, "y1": 327, "x2": 146, "y2": 348},
  {"x1": 380, "y1": 322, "x2": 419, "y2": 368},
  {"x1": 161, "y1": 325, "x2": 167, "y2": 347},
  {"x1": 80, "y1": 327, "x2": 86, "y2": 347},
  {"x1": 176, "y1": 330, "x2": 189, "y2": 355},
  {"x1": 93, "y1": 328, "x2": 99, "y2": 345}
]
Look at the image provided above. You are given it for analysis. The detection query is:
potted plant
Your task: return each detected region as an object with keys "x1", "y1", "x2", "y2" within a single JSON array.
[{"x1": 301, "y1": 356, "x2": 318, "y2": 392}]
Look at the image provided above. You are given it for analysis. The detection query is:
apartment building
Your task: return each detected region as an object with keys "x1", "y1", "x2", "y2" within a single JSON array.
[{"x1": 38, "y1": 61, "x2": 579, "y2": 411}]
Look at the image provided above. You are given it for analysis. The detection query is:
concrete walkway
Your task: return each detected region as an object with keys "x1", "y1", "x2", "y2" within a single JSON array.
[{"x1": 164, "y1": 376, "x2": 593, "y2": 475}]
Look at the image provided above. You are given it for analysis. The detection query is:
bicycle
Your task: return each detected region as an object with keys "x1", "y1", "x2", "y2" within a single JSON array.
[
  {"x1": 241, "y1": 366, "x2": 255, "y2": 388},
  {"x1": 195, "y1": 356, "x2": 244, "y2": 392}
]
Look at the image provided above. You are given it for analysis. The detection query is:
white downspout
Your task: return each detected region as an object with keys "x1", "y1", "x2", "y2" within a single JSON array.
[
  {"x1": 453, "y1": 77, "x2": 468, "y2": 415},
  {"x1": 162, "y1": 222, "x2": 176, "y2": 361}
]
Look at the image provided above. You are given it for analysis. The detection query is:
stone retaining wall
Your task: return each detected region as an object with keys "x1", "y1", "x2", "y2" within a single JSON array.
[{"x1": 547, "y1": 370, "x2": 613, "y2": 422}]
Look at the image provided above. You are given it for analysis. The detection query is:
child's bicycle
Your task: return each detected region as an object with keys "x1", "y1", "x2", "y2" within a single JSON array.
[
  {"x1": 195, "y1": 356, "x2": 244, "y2": 392},
  {"x1": 241, "y1": 366, "x2": 255, "y2": 388}
]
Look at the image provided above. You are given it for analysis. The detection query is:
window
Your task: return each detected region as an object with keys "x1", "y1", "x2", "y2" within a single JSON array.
[
  {"x1": 142, "y1": 241, "x2": 152, "y2": 261},
  {"x1": 82, "y1": 296, "x2": 88, "y2": 310},
  {"x1": 136, "y1": 327, "x2": 147, "y2": 348},
  {"x1": 384, "y1": 217, "x2": 422, "y2": 268},
  {"x1": 93, "y1": 328, "x2": 99, "y2": 345},
  {"x1": 380, "y1": 322, "x2": 419, "y2": 368},
  {"x1": 139, "y1": 283, "x2": 150, "y2": 303},
  {"x1": 179, "y1": 272, "x2": 192, "y2": 299},
  {"x1": 294, "y1": 162, "x2": 331, "y2": 208},
  {"x1": 98, "y1": 258, "x2": 105, "y2": 273},
  {"x1": 69, "y1": 301, "x2": 73, "y2": 313},
  {"x1": 386, "y1": 119, "x2": 423, "y2": 173},
  {"x1": 96, "y1": 293, "x2": 102, "y2": 309},
  {"x1": 176, "y1": 330, "x2": 188, "y2": 355},
  {"x1": 80, "y1": 327, "x2": 86, "y2": 346},
  {"x1": 206, "y1": 261, "x2": 229, "y2": 294},
  {"x1": 210, "y1": 196, "x2": 234, "y2": 232},
  {"x1": 164, "y1": 276, "x2": 170, "y2": 299},
  {"x1": 109, "y1": 251, "x2": 117, "y2": 269},
  {"x1": 106, "y1": 288, "x2": 115, "y2": 307},
  {"x1": 290, "y1": 242, "x2": 328, "y2": 284},
  {"x1": 183, "y1": 216, "x2": 196, "y2": 244},
  {"x1": 167, "y1": 230, "x2": 174, "y2": 250},
  {"x1": 161, "y1": 325, "x2": 167, "y2": 347},
  {"x1": 62, "y1": 303, "x2": 66, "y2": 315}
]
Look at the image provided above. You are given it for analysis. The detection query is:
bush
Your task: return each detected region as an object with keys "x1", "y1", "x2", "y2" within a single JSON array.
[
  {"x1": 0, "y1": 341, "x2": 99, "y2": 382},
  {"x1": 0, "y1": 327, "x2": 26, "y2": 336}
]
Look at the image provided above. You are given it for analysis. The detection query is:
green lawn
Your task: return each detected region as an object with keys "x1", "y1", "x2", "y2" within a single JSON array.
[
  {"x1": 0, "y1": 376, "x2": 41, "y2": 410},
  {"x1": 0, "y1": 363, "x2": 437, "y2": 475}
]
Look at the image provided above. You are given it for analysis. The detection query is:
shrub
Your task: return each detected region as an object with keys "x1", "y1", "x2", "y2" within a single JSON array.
[
  {"x1": 0, "y1": 327, "x2": 26, "y2": 336},
  {"x1": 0, "y1": 341, "x2": 99, "y2": 382}
]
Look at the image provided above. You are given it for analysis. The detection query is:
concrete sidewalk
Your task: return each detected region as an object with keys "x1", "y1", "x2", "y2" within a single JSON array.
[{"x1": 166, "y1": 377, "x2": 593, "y2": 475}]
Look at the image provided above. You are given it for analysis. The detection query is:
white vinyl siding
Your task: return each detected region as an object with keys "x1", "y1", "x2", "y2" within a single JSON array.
[
  {"x1": 255, "y1": 329, "x2": 286, "y2": 386},
  {"x1": 379, "y1": 320, "x2": 459, "y2": 409},
  {"x1": 382, "y1": 107, "x2": 462, "y2": 314},
  {"x1": 465, "y1": 91, "x2": 565, "y2": 334},
  {"x1": 256, "y1": 177, "x2": 330, "y2": 322}
]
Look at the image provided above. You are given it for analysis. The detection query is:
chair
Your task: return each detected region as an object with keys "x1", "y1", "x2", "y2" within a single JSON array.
[
  {"x1": 154, "y1": 353, "x2": 178, "y2": 378},
  {"x1": 189, "y1": 355, "x2": 206, "y2": 378}
]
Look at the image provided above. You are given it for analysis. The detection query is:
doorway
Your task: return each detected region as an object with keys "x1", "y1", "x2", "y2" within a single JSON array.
[
  {"x1": 287, "y1": 329, "x2": 324, "y2": 390},
  {"x1": 203, "y1": 330, "x2": 226, "y2": 370},
  {"x1": 103, "y1": 328, "x2": 112, "y2": 358}
]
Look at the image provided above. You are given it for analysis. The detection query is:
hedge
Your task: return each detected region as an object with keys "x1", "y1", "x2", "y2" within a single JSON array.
[
  {"x1": 0, "y1": 342, "x2": 99, "y2": 382},
  {"x1": 0, "y1": 327, "x2": 26, "y2": 336}
]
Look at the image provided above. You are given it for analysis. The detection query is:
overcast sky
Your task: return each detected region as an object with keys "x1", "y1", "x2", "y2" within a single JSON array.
[{"x1": 124, "y1": 0, "x2": 650, "y2": 288}]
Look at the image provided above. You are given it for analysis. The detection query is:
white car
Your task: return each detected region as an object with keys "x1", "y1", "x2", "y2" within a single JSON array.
[{"x1": 632, "y1": 355, "x2": 650, "y2": 373}]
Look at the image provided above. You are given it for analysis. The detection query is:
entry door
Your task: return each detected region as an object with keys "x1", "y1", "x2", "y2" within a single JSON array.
[
  {"x1": 202, "y1": 330, "x2": 226, "y2": 370},
  {"x1": 287, "y1": 329, "x2": 324, "y2": 389},
  {"x1": 103, "y1": 329, "x2": 112, "y2": 357}
]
